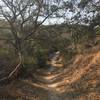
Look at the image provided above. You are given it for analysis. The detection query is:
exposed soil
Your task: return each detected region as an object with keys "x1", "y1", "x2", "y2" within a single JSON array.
[{"x1": 0, "y1": 46, "x2": 100, "y2": 100}]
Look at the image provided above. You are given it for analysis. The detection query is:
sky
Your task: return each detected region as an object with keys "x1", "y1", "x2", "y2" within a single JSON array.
[
  {"x1": 0, "y1": 0, "x2": 99, "y2": 25},
  {"x1": 0, "y1": 0, "x2": 74, "y2": 25}
]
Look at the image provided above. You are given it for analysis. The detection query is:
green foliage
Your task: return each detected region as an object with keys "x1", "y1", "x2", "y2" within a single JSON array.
[
  {"x1": 63, "y1": 48, "x2": 76, "y2": 64},
  {"x1": 51, "y1": 5, "x2": 58, "y2": 12},
  {"x1": 95, "y1": 26, "x2": 100, "y2": 35},
  {"x1": 0, "y1": 19, "x2": 99, "y2": 75},
  {"x1": 78, "y1": 0, "x2": 92, "y2": 9},
  {"x1": 35, "y1": 49, "x2": 47, "y2": 68}
]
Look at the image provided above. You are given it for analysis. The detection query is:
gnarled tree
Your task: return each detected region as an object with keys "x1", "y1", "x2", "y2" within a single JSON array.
[{"x1": 0, "y1": 0, "x2": 69, "y2": 80}]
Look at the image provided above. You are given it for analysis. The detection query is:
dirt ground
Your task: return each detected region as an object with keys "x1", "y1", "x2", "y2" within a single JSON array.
[{"x1": 0, "y1": 46, "x2": 100, "y2": 100}]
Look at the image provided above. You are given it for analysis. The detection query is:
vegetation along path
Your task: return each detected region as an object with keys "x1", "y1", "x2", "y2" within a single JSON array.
[{"x1": 0, "y1": 48, "x2": 100, "y2": 100}]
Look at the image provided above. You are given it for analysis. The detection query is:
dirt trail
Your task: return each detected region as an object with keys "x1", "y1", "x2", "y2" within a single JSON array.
[{"x1": 0, "y1": 48, "x2": 100, "y2": 100}]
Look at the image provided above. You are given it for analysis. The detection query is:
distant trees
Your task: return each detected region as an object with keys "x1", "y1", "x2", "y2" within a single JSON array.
[
  {"x1": 0, "y1": 0, "x2": 73, "y2": 78},
  {"x1": 75, "y1": 0, "x2": 100, "y2": 39},
  {"x1": 63, "y1": 0, "x2": 100, "y2": 47},
  {"x1": 0, "y1": 0, "x2": 60, "y2": 78},
  {"x1": 0, "y1": 0, "x2": 99, "y2": 80}
]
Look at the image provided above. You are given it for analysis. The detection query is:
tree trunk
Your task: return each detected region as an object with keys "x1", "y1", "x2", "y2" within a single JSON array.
[
  {"x1": 0, "y1": 51, "x2": 22, "y2": 83},
  {"x1": 7, "y1": 37, "x2": 24, "y2": 79},
  {"x1": 8, "y1": 51, "x2": 23, "y2": 78}
]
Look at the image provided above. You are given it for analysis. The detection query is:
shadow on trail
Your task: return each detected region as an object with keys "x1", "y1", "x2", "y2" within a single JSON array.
[{"x1": 0, "y1": 50, "x2": 100, "y2": 100}]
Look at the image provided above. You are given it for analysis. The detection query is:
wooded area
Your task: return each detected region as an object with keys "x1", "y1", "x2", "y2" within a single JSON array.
[{"x1": 0, "y1": 0, "x2": 100, "y2": 100}]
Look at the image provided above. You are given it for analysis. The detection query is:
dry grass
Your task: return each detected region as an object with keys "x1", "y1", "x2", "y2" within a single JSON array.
[{"x1": 0, "y1": 45, "x2": 100, "y2": 100}]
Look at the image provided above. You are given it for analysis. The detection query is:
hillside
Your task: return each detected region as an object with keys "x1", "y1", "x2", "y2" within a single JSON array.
[
  {"x1": 0, "y1": 45, "x2": 99, "y2": 100},
  {"x1": 0, "y1": 0, "x2": 100, "y2": 99}
]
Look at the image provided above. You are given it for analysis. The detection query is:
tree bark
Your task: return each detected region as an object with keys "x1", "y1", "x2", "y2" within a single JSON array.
[
  {"x1": 0, "y1": 48, "x2": 23, "y2": 83},
  {"x1": 8, "y1": 51, "x2": 22, "y2": 78}
]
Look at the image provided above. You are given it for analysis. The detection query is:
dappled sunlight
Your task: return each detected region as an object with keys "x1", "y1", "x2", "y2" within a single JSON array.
[
  {"x1": 17, "y1": 51, "x2": 99, "y2": 97},
  {"x1": 0, "y1": 0, "x2": 100, "y2": 99},
  {"x1": 0, "y1": 48, "x2": 100, "y2": 99},
  {"x1": 27, "y1": 52, "x2": 100, "y2": 93},
  {"x1": 31, "y1": 51, "x2": 100, "y2": 94},
  {"x1": 34, "y1": 73, "x2": 62, "y2": 80},
  {"x1": 22, "y1": 80, "x2": 51, "y2": 91},
  {"x1": 51, "y1": 63, "x2": 63, "y2": 68},
  {"x1": 21, "y1": 50, "x2": 100, "y2": 96}
]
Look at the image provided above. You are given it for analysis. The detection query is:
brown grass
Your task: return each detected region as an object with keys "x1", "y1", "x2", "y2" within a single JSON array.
[{"x1": 0, "y1": 46, "x2": 100, "y2": 100}]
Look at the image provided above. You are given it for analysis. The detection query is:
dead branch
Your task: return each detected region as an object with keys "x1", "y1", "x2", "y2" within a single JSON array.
[{"x1": 0, "y1": 61, "x2": 21, "y2": 83}]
